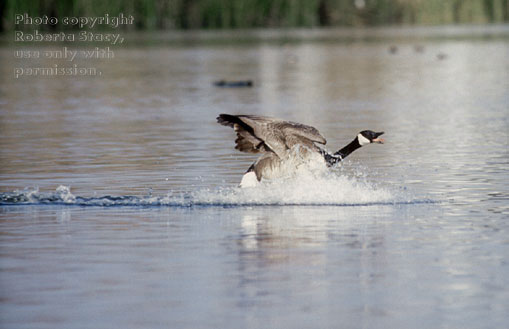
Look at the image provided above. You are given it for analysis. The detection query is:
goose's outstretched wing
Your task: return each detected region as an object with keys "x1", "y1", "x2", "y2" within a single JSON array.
[{"x1": 217, "y1": 114, "x2": 326, "y2": 158}]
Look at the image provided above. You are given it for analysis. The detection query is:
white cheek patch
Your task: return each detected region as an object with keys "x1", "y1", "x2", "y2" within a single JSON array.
[{"x1": 357, "y1": 133, "x2": 371, "y2": 146}]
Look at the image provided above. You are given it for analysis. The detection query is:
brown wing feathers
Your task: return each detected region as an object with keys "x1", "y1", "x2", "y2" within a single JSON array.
[
  {"x1": 217, "y1": 114, "x2": 266, "y2": 153},
  {"x1": 217, "y1": 113, "x2": 326, "y2": 155}
]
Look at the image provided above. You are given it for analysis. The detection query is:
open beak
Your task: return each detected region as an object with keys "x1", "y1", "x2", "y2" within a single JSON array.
[{"x1": 372, "y1": 131, "x2": 385, "y2": 144}]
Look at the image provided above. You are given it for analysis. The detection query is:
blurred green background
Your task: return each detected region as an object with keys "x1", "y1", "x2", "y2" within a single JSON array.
[{"x1": 2, "y1": 0, "x2": 508, "y2": 31}]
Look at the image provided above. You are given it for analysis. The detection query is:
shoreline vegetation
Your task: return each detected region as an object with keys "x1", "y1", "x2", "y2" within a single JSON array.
[{"x1": 2, "y1": 0, "x2": 508, "y2": 32}]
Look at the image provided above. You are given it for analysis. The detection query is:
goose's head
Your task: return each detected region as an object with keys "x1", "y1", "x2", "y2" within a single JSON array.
[{"x1": 358, "y1": 130, "x2": 385, "y2": 146}]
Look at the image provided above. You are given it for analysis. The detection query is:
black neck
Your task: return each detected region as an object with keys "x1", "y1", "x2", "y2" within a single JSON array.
[
  {"x1": 335, "y1": 138, "x2": 361, "y2": 159},
  {"x1": 321, "y1": 137, "x2": 362, "y2": 167}
]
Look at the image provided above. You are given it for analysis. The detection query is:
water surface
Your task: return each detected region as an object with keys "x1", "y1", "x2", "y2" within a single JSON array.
[{"x1": 1, "y1": 26, "x2": 508, "y2": 328}]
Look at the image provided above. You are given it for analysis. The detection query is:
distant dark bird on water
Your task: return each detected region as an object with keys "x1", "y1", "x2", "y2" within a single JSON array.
[
  {"x1": 213, "y1": 80, "x2": 253, "y2": 88},
  {"x1": 413, "y1": 45, "x2": 425, "y2": 53},
  {"x1": 388, "y1": 45, "x2": 398, "y2": 54},
  {"x1": 217, "y1": 114, "x2": 385, "y2": 187},
  {"x1": 436, "y1": 53, "x2": 448, "y2": 60}
]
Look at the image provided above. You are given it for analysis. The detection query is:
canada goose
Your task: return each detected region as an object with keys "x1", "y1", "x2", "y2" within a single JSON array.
[{"x1": 217, "y1": 114, "x2": 385, "y2": 187}]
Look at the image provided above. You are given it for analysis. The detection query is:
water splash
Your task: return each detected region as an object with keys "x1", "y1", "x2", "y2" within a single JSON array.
[{"x1": 0, "y1": 170, "x2": 434, "y2": 207}]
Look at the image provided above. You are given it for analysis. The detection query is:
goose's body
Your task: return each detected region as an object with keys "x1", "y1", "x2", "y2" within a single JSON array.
[{"x1": 217, "y1": 114, "x2": 384, "y2": 187}]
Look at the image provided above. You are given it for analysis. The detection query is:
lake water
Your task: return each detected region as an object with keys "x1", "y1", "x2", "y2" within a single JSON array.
[{"x1": 1, "y1": 25, "x2": 508, "y2": 328}]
